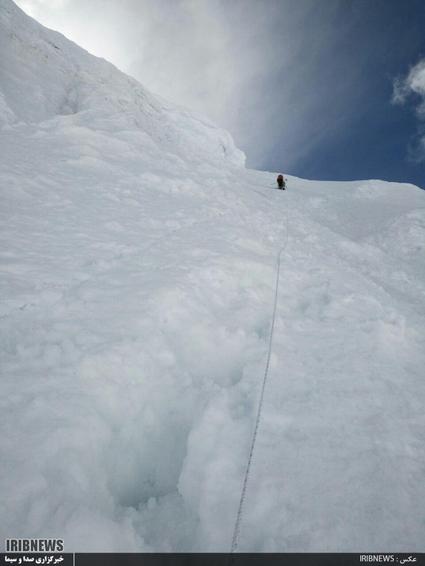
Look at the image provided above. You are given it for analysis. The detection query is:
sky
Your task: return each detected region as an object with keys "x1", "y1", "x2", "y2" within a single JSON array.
[{"x1": 14, "y1": 0, "x2": 425, "y2": 188}]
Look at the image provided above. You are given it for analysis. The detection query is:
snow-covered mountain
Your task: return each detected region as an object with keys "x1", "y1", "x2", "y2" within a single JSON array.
[
  {"x1": 0, "y1": 0, "x2": 244, "y2": 167},
  {"x1": 1, "y1": 0, "x2": 425, "y2": 553}
]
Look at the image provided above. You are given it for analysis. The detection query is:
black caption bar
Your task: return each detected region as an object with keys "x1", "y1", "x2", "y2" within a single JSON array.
[{"x1": 2, "y1": 554, "x2": 424, "y2": 566}]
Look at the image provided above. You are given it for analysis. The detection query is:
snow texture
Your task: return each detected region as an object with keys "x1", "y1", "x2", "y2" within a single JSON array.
[{"x1": 1, "y1": 0, "x2": 425, "y2": 553}]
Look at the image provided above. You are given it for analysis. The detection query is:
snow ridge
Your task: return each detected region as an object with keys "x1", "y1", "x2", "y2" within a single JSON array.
[{"x1": 0, "y1": 0, "x2": 244, "y2": 166}]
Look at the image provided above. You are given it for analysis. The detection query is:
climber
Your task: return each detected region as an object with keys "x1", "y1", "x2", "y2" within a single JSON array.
[{"x1": 277, "y1": 174, "x2": 286, "y2": 190}]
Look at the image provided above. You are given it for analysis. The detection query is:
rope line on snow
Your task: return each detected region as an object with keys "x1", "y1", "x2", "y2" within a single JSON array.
[{"x1": 230, "y1": 186, "x2": 289, "y2": 553}]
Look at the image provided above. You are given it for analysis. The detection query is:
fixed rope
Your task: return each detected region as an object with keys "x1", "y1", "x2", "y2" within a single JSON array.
[{"x1": 230, "y1": 188, "x2": 289, "y2": 553}]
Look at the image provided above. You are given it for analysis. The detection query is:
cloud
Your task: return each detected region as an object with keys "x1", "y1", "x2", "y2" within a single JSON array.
[
  {"x1": 15, "y1": 0, "x2": 68, "y2": 19},
  {"x1": 393, "y1": 58, "x2": 425, "y2": 162}
]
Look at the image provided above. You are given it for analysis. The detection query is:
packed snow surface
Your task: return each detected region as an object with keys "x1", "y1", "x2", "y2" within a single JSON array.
[{"x1": 1, "y1": 0, "x2": 425, "y2": 552}]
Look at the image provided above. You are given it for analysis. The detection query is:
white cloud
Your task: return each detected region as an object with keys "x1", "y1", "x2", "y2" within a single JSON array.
[
  {"x1": 16, "y1": 0, "x2": 68, "y2": 19},
  {"x1": 393, "y1": 58, "x2": 425, "y2": 162}
]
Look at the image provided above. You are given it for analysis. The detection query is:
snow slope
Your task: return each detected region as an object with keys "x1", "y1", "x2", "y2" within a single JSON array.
[{"x1": 1, "y1": 0, "x2": 425, "y2": 553}]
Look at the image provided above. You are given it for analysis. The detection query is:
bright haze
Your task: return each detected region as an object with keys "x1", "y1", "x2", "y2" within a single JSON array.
[{"x1": 15, "y1": 0, "x2": 425, "y2": 188}]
